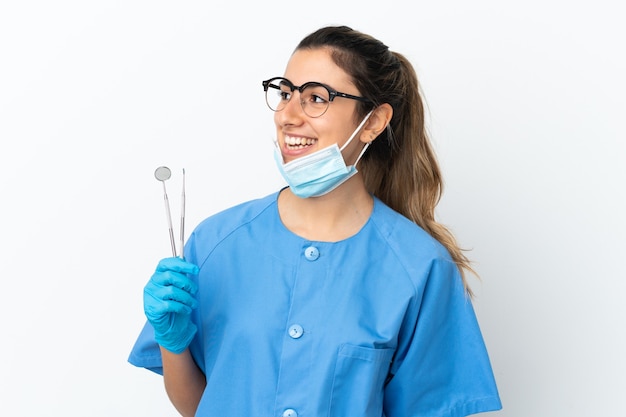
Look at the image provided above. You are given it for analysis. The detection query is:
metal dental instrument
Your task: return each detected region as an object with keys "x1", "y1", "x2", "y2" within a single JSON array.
[
  {"x1": 179, "y1": 168, "x2": 186, "y2": 259},
  {"x1": 154, "y1": 166, "x2": 178, "y2": 258}
]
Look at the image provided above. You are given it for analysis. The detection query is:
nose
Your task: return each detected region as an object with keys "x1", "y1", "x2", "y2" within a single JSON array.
[{"x1": 275, "y1": 90, "x2": 306, "y2": 125}]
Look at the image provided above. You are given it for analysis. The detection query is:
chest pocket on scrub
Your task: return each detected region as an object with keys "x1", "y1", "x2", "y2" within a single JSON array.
[{"x1": 329, "y1": 344, "x2": 395, "y2": 417}]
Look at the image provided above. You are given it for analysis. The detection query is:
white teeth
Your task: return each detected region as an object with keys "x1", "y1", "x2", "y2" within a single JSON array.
[{"x1": 285, "y1": 136, "x2": 316, "y2": 147}]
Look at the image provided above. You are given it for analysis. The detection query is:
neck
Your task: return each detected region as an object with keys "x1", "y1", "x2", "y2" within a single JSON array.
[{"x1": 277, "y1": 175, "x2": 373, "y2": 242}]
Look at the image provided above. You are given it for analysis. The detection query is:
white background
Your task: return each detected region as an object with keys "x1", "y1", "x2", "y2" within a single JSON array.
[{"x1": 1, "y1": 1, "x2": 624, "y2": 416}]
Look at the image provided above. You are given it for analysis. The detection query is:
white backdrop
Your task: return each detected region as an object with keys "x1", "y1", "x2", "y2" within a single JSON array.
[{"x1": 1, "y1": 1, "x2": 624, "y2": 416}]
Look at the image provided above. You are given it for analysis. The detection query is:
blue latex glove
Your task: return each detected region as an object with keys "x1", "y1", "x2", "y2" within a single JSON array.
[{"x1": 144, "y1": 257, "x2": 200, "y2": 354}]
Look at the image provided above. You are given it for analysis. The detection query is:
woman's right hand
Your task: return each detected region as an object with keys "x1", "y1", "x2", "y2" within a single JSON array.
[{"x1": 143, "y1": 257, "x2": 200, "y2": 354}]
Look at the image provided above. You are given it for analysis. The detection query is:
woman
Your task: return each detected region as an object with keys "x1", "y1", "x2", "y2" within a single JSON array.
[{"x1": 130, "y1": 25, "x2": 502, "y2": 417}]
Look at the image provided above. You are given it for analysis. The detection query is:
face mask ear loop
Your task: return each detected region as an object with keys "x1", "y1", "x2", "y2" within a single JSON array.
[
  {"x1": 353, "y1": 141, "x2": 371, "y2": 167},
  {"x1": 272, "y1": 137, "x2": 285, "y2": 163},
  {"x1": 339, "y1": 110, "x2": 374, "y2": 152}
]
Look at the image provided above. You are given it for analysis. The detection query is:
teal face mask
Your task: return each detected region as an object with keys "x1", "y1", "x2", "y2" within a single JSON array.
[{"x1": 274, "y1": 111, "x2": 373, "y2": 198}]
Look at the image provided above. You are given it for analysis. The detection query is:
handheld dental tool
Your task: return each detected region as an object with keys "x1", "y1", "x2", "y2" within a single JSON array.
[
  {"x1": 180, "y1": 168, "x2": 186, "y2": 259},
  {"x1": 154, "y1": 166, "x2": 182, "y2": 258}
]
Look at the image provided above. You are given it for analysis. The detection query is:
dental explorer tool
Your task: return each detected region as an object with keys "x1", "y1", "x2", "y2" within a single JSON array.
[{"x1": 179, "y1": 168, "x2": 186, "y2": 259}]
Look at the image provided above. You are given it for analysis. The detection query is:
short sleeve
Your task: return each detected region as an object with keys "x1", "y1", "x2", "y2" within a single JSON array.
[
  {"x1": 383, "y1": 258, "x2": 502, "y2": 417},
  {"x1": 127, "y1": 321, "x2": 164, "y2": 375}
]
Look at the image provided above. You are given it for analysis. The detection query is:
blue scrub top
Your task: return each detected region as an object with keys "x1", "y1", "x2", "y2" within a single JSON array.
[{"x1": 129, "y1": 191, "x2": 502, "y2": 417}]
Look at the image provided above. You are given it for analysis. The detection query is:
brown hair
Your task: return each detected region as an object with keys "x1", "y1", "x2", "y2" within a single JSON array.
[{"x1": 297, "y1": 26, "x2": 477, "y2": 296}]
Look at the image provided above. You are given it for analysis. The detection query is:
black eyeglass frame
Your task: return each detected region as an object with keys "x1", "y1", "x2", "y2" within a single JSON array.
[{"x1": 262, "y1": 77, "x2": 373, "y2": 117}]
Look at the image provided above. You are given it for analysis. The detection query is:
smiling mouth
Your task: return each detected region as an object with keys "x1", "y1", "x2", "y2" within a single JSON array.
[{"x1": 285, "y1": 135, "x2": 317, "y2": 149}]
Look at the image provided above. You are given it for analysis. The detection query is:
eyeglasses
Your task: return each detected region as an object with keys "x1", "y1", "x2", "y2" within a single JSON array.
[{"x1": 262, "y1": 77, "x2": 372, "y2": 118}]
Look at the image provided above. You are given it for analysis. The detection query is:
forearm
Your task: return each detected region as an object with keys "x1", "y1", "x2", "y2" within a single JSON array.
[{"x1": 161, "y1": 347, "x2": 206, "y2": 417}]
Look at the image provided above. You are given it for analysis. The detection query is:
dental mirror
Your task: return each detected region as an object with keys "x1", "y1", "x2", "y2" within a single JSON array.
[
  {"x1": 154, "y1": 166, "x2": 172, "y2": 182},
  {"x1": 154, "y1": 166, "x2": 177, "y2": 257}
]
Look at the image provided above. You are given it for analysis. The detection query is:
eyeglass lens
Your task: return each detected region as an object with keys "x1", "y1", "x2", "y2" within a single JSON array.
[{"x1": 264, "y1": 78, "x2": 331, "y2": 118}]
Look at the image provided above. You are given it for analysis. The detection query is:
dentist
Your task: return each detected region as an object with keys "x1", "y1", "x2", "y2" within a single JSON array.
[{"x1": 130, "y1": 25, "x2": 502, "y2": 417}]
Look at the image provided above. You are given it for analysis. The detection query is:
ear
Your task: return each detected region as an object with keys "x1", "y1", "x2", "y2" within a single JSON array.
[{"x1": 360, "y1": 103, "x2": 393, "y2": 143}]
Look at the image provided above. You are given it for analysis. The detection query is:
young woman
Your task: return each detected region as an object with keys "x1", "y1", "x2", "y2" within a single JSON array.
[{"x1": 130, "y1": 25, "x2": 502, "y2": 417}]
